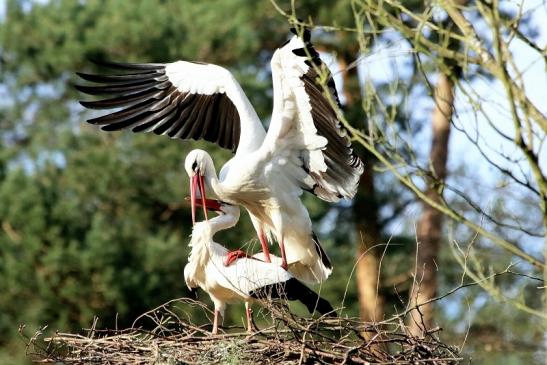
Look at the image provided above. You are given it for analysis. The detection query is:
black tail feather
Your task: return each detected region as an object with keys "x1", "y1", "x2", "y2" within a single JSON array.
[
  {"x1": 285, "y1": 278, "x2": 336, "y2": 316},
  {"x1": 249, "y1": 278, "x2": 336, "y2": 317}
]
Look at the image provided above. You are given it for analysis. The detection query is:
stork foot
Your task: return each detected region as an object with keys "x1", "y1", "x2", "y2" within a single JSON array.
[{"x1": 224, "y1": 249, "x2": 251, "y2": 266}]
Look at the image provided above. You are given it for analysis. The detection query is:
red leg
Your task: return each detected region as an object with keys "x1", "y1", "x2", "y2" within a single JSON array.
[
  {"x1": 279, "y1": 238, "x2": 288, "y2": 270},
  {"x1": 245, "y1": 302, "x2": 253, "y2": 333},
  {"x1": 212, "y1": 310, "x2": 220, "y2": 335},
  {"x1": 258, "y1": 228, "x2": 271, "y2": 263},
  {"x1": 224, "y1": 249, "x2": 251, "y2": 266}
]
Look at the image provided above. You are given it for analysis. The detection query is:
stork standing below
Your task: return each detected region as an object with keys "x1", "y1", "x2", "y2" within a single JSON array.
[
  {"x1": 184, "y1": 197, "x2": 335, "y2": 334},
  {"x1": 77, "y1": 27, "x2": 364, "y2": 283}
]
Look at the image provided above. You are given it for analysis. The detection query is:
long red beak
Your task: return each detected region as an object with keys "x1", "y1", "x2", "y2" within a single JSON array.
[
  {"x1": 185, "y1": 196, "x2": 222, "y2": 213},
  {"x1": 196, "y1": 198, "x2": 222, "y2": 212},
  {"x1": 190, "y1": 172, "x2": 208, "y2": 225}
]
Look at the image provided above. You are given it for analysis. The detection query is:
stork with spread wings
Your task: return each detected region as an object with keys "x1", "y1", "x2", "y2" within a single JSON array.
[{"x1": 77, "y1": 27, "x2": 364, "y2": 284}]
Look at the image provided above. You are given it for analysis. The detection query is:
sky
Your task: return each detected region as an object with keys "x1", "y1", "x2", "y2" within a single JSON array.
[
  {"x1": 356, "y1": 1, "x2": 546, "y2": 173},
  {"x1": 319, "y1": 1, "x2": 547, "y2": 265}
]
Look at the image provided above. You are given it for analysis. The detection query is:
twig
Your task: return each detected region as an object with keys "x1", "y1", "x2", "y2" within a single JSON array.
[{"x1": 22, "y1": 297, "x2": 462, "y2": 365}]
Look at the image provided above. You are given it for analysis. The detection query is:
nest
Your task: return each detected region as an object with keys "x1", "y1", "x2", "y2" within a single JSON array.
[{"x1": 22, "y1": 298, "x2": 462, "y2": 364}]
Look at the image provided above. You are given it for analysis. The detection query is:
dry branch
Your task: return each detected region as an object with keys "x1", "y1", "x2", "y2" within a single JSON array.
[{"x1": 22, "y1": 298, "x2": 462, "y2": 364}]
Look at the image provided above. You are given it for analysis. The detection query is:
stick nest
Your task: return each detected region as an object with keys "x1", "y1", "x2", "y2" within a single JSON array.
[{"x1": 22, "y1": 298, "x2": 462, "y2": 364}]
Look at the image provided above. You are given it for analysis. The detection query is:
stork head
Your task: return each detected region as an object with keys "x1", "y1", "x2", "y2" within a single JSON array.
[
  {"x1": 184, "y1": 149, "x2": 213, "y2": 225},
  {"x1": 184, "y1": 149, "x2": 211, "y2": 177}
]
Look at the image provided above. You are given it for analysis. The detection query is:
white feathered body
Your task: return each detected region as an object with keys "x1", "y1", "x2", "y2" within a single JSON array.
[{"x1": 184, "y1": 218, "x2": 293, "y2": 316}]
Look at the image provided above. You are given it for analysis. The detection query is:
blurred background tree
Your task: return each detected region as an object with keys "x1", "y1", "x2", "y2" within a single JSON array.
[{"x1": 1, "y1": 0, "x2": 545, "y2": 364}]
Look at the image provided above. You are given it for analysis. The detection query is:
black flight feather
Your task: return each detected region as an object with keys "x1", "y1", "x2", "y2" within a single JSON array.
[
  {"x1": 288, "y1": 36, "x2": 364, "y2": 200},
  {"x1": 76, "y1": 60, "x2": 242, "y2": 152}
]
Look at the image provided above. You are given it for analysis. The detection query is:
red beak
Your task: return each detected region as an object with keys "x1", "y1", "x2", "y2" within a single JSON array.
[
  {"x1": 185, "y1": 196, "x2": 222, "y2": 213},
  {"x1": 190, "y1": 172, "x2": 208, "y2": 225},
  {"x1": 195, "y1": 198, "x2": 222, "y2": 212}
]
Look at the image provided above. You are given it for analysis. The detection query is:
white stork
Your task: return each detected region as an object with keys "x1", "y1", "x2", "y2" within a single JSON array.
[
  {"x1": 77, "y1": 27, "x2": 364, "y2": 283},
  {"x1": 184, "y1": 197, "x2": 335, "y2": 334}
]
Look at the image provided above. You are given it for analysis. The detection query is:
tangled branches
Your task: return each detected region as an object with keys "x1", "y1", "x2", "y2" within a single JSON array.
[{"x1": 22, "y1": 297, "x2": 461, "y2": 364}]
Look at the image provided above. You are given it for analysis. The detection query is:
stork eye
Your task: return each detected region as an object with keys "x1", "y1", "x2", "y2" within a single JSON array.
[{"x1": 192, "y1": 161, "x2": 198, "y2": 172}]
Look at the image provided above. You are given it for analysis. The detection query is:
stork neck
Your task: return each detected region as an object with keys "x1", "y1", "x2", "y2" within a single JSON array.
[
  {"x1": 208, "y1": 210, "x2": 239, "y2": 236},
  {"x1": 188, "y1": 212, "x2": 237, "y2": 258},
  {"x1": 200, "y1": 154, "x2": 223, "y2": 197}
]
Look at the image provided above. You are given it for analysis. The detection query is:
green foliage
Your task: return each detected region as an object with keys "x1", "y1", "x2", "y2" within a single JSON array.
[
  {"x1": 0, "y1": 2, "x2": 350, "y2": 364},
  {"x1": 1, "y1": 1, "x2": 543, "y2": 364},
  {"x1": 0, "y1": 2, "x2": 433, "y2": 361},
  {"x1": 0, "y1": 2, "x2": 273, "y2": 364}
]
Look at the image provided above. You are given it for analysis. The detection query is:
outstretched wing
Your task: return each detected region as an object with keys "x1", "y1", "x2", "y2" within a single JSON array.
[
  {"x1": 263, "y1": 29, "x2": 364, "y2": 201},
  {"x1": 76, "y1": 60, "x2": 265, "y2": 153}
]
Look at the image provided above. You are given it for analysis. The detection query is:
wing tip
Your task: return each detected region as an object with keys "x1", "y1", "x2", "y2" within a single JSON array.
[
  {"x1": 289, "y1": 22, "x2": 311, "y2": 42},
  {"x1": 312, "y1": 232, "x2": 333, "y2": 270},
  {"x1": 79, "y1": 100, "x2": 101, "y2": 110},
  {"x1": 75, "y1": 71, "x2": 93, "y2": 81}
]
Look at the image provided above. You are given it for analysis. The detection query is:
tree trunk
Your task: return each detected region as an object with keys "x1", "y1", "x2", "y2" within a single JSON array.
[
  {"x1": 338, "y1": 53, "x2": 384, "y2": 325},
  {"x1": 408, "y1": 73, "x2": 454, "y2": 336},
  {"x1": 354, "y1": 164, "x2": 384, "y2": 323}
]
